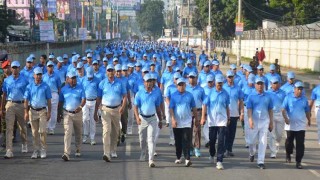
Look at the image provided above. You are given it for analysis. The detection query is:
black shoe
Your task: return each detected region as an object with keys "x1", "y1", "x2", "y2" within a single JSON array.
[
  {"x1": 249, "y1": 155, "x2": 254, "y2": 162},
  {"x1": 227, "y1": 151, "x2": 234, "y2": 157},
  {"x1": 103, "y1": 155, "x2": 110, "y2": 162},
  {"x1": 286, "y1": 155, "x2": 291, "y2": 163},
  {"x1": 296, "y1": 162, "x2": 303, "y2": 169},
  {"x1": 61, "y1": 154, "x2": 70, "y2": 161},
  {"x1": 257, "y1": 164, "x2": 265, "y2": 169},
  {"x1": 205, "y1": 142, "x2": 210, "y2": 148},
  {"x1": 121, "y1": 134, "x2": 125, "y2": 143}
]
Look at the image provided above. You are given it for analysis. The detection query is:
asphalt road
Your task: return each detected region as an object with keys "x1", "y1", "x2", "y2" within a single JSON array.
[{"x1": 0, "y1": 120, "x2": 319, "y2": 180}]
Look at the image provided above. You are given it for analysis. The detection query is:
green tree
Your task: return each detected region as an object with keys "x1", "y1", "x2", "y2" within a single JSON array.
[
  {"x1": 269, "y1": 0, "x2": 320, "y2": 26},
  {"x1": 136, "y1": 0, "x2": 165, "y2": 39}
]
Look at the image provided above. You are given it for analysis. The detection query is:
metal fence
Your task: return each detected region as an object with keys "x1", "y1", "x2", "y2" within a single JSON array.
[{"x1": 242, "y1": 23, "x2": 320, "y2": 40}]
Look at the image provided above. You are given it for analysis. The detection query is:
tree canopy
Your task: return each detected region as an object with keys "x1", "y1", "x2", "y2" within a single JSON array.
[
  {"x1": 192, "y1": 0, "x2": 320, "y2": 40},
  {"x1": 136, "y1": 0, "x2": 165, "y2": 39}
]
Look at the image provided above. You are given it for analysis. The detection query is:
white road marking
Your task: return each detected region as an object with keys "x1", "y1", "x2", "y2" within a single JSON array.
[{"x1": 302, "y1": 163, "x2": 320, "y2": 178}]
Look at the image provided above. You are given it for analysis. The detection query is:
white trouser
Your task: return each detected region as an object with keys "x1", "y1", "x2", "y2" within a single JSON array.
[
  {"x1": 165, "y1": 102, "x2": 174, "y2": 140},
  {"x1": 161, "y1": 59, "x2": 166, "y2": 74},
  {"x1": 244, "y1": 107, "x2": 250, "y2": 145},
  {"x1": 268, "y1": 112, "x2": 284, "y2": 156},
  {"x1": 248, "y1": 123, "x2": 269, "y2": 164},
  {"x1": 154, "y1": 114, "x2": 160, "y2": 146},
  {"x1": 82, "y1": 100, "x2": 96, "y2": 140},
  {"x1": 127, "y1": 91, "x2": 135, "y2": 130},
  {"x1": 203, "y1": 121, "x2": 209, "y2": 143},
  {"x1": 47, "y1": 92, "x2": 59, "y2": 130},
  {"x1": 316, "y1": 107, "x2": 320, "y2": 143},
  {"x1": 139, "y1": 115, "x2": 157, "y2": 161}
]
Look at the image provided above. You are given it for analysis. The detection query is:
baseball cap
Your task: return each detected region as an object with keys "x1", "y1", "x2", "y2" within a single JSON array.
[
  {"x1": 127, "y1": 63, "x2": 134, "y2": 68},
  {"x1": 270, "y1": 64, "x2": 276, "y2": 71},
  {"x1": 107, "y1": 64, "x2": 114, "y2": 70},
  {"x1": 92, "y1": 60, "x2": 99, "y2": 65},
  {"x1": 177, "y1": 78, "x2": 186, "y2": 85},
  {"x1": 46, "y1": 61, "x2": 54, "y2": 66},
  {"x1": 245, "y1": 66, "x2": 253, "y2": 72},
  {"x1": 226, "y1": 70, "x2": 234, "y2": 77},
  {"x1": 171, "y1": 56, "x2": 176, "y2": 60},
  {"x1": 152, "y1": 54, "x2": 157, "y2": 58},
  {"x1": 57, "y1": 56, "x2": 64, "y2": 63},
  {"x1": 122, "y1": 65, "x2": 128, "y2": 71},
  {"x1": 142, "y1": 66, "x2": 149, "y2": 73},
  {"x1": 175, "y1": 67, "x2": 181, "y2": 72},
  {"x1": 72, "y1": 56, "x2": 78, "y2": 63},
  {"x1": 188, "y1": 71, "x2": 197, "y2": 77},
  {"x1": 86, "y1": 67, "x2": 94, "y2": 78},
  {"x1": 135, "y1": 62, "x2": 142, "y2": 67},
  {"x1": 150, "y1": 73, "x2": 157, "y2": 80},
  {"x1": 48, "y1": 54, "x2": 55, "y2": 59},
  {"x1": 270, "y1": 77, "x2": 279, "y2": 84},
  {"x1": 102, "y1": 57, "x2": 108, "y2": 62},
  {"x1": 143, "y1": 53, "x2": 147, "y2": 57},
  {"x1": 173, "y1": 72, "x2": 182, "y2": 79},
  {"x1": 63, "y1": 54, "x2": 68, "y2": 59},
  {"x1": 113, "y1": 57, "x2": 119, "y2": 62},
  {"x1": 166, "y1": 61, "x2": 172, "y2": 67},
  {"x1": 187, "y1": 59, "x2": 192, "y2": 64},
  {"x1": 294, "y1": 81, "x2": 304, "y2": 88},
  {"x1": 150, "y1": 62, "x2": 155, "y2": 66},
  {"x1": 255, "y1": 76, "x2": 264, "y2": 84},
  {"x1": 215, "y1": 74, "x2": 224, "y2": 83},
  {"x1": 257, "y1": 65, "x2": 264, "y2": 70},
  {"x1": 115, "y1": 64, "x2": 122, "y2": 71},
  {"x1": 26, "y1": 56, "x2": 33, "y2": 62},
  {"x1": 212, "y1": 60, "x2": 219, "y2": 66},
  {"x1": 248, "y1": 74, "x2": 255, "y2": 84},
  {"x1": 230, "y1": 64, "x2": 237, "y2": 70},
  {"x1": 206, "y1": 74, "x2": 214, "y2": 82},
  {"x1": 82, "y1": 56, "x2": 87, "y2": 61},
  {"x1": 11, "y1": 61, "x2": 20, "y2": 67},
  {"x1": 76, "y1": 62, "x2": 84, "y2": 69},
  {"x1": 67, "y1": 71, "x2": 77, "y2": 78},
  {"x1": 143, "y1": 74, "x2": 152, "y2": 81},
  {"x1": 29, "y1": 54, "x2": 35, "y2": 59},
  {"x1": 33, "y1": 67, "x2": 43, "y2": 74},
  {"x1": 87, "y1": 53, "x2": 92, "y2": 58},
  {"x1": 204, "y1": 61, "x2": 211, "y2": 66},
  {"x1": 287, "y1": 72, "x2": 295, "y2": 79}
]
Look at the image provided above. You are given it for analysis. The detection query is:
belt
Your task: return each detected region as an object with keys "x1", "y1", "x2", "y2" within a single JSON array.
[
  {"x1": 140, "y1": 114, "x2": 155, "y2": 118},
  {"x1": 31, "y1": 107, "x2": 46, "y2": 111},
  {"x1": 64, "y1": 109, "x2": 76, "y2": 114},
  {"x1": 8, "y1": 100, "x2": 24, "y2": 104},
  {"x1": 197, "y1": 108, "x2": 202, "y2": 111},
  {"x1": 104, "y1": 105, "x2": 120, "y2": 109},
  {"x1": 87, "y1": 98, "x2": 96, "y2": 101}
]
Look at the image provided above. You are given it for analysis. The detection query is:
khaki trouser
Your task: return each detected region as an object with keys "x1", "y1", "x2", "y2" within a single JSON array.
[
  {"x1": 63, "y1": 110, "x2": 83, "y2": 155},
  {"x1": 191, "y1": 110, "x2": 202, "y2": 149},
  {"x1": 29, "y1": 108, "x2": 48, "y2": 151},
  {"x1": 101, "y1": 106, "x2": 120, "y2": 156},
  {"x1": 5, "y1": 102, "x2": 27, "y2": 152}
]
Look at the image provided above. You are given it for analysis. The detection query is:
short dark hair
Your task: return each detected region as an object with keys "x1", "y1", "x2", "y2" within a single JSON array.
[{"x1": 41, "y1": 54, "x2": 47, "y2": 59}]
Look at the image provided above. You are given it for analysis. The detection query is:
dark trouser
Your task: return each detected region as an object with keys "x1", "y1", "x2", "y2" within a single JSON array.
[
  {"x1": 209, "y1": 126, "x2": 226, "y2": 162},
  {"x1": 225, "y1": 117, "x2": 239, "y2": 152},
  {"x1": 173, "y1": 127, "x2": 191, "y2": 160},
  {"x1": 222, "y1": 57, "x2": 225, "y2": 65},
  {"x1": 120, "y1": 105, "x2": 128, "y2": 135},
  {"x1": 285, "y1": 130, "x2": 305, "y2": 163}
]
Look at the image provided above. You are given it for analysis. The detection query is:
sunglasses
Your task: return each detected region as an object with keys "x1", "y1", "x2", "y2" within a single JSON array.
[
  {"x1": 122, "y1": 70, "x2": 128, "y2": 71},
  {"x1": 208, "y1": 81, "x2": 214, "y2": 83},
  {"x1": 257, "y1": 82, "x2": 264, "y2": 85},
  {"x1": 177, "y1": 83, "x2": 185, "y2": 86},
  {"x1": 107, "y1": 69, "x2": 114, "y2": 72},
  {"x1": 27, "y1": 61, "x2": 33, "y2": 63},
  {"x1": 189, "y1": 76, "x2": 196, "y2": 79},
  {"x1": 116, "y1": 70, "x2": 121, "y2": 73},
  {"x1": 297, "y1": 87, "x2": 304, "y2": 90},
  {"x1": 48, "y1": 65, "x2": 54, "y2": 68},
  {"x1": 217, "y1": 82, "x2": 223, "y2": 85},
  {"x1": 227, "y1": 76, "x2": 234, "y2": 78},
  {"x1": 272, "y1": 82, "x2": 279, "y2": 84}
]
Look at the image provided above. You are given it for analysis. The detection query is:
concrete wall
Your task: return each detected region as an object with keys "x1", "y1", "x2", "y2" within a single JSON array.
[
  {"x1": 0, "y1": 40, "x2": 110, "y2": 65},
  {"x1": 227, "y1": 39, "x2": 320, "y2": 72}
]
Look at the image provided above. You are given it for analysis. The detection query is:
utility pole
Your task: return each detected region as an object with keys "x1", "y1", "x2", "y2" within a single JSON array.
[
  {"x1": 178, "y1": 0, "x2": 183, "y2": 48},
  {"x1": 236, "y1": 0, "x2": 242, "y2": 66},
  {"x1": 186, "y1": 0, "x2": 190, "y2": 48},
  {"x1": 208, "y1": 0, "x2": 211, "y2": 57}
]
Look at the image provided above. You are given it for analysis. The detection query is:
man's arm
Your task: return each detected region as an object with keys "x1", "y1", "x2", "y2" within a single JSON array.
[
  {"x1": 156, "y1": 106, "x2": 162, "y2": 129},
  {"x1": 24, "y1": 99, "x2": 30, "y2": 122},
  {"x1": 47, "y1": 99, "x2": 52, "y2": 121},
  {"x1": 247, "y1": 109, "x2": 254, "y2": 129},
  {"x1": 119, "y1": 94, "x2": 127, "y2": 114},
  {"x1": 268, "y1": 109, "x2": 273, "y2": 131}
]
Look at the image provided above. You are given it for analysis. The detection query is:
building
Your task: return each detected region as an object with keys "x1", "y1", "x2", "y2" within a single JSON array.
[{"x1": 7, "y1": 0, "x2": 31, "y2": 25}]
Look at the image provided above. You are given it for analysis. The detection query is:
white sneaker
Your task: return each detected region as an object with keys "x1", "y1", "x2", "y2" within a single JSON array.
[
  {"x1": 154, "y1": 152, "x2": 158, "y2": 156},
  {"x1": 31, "y1": 150, "x2": 39, "y2": 159},
  {"x1": 21, "y1": 144, "x2": 28, "y2": 153},
  {"x1": 140, "y1": 151, "x2": 146, "y2": 161},
  {"x1": 185, "y1": 159, "x2": 192, "y2": 167},
  {"x1": 209, "y1": 156, "x2": 214, "y2": 163},
  {"x1": 149, "y1": 160, "x2": 155, "y2": 168},
  {"x1": 111, "y1": 151, "x2": 118, "y2": 158},
  {"x1": 82, "y1": 136, "x2": 88, "y2": 144},
  {"x1": 4, "y1": 150, "x2": 13, "y2": 159},
  {"x1": 169, "y1": 139, "x2": 175, "y2": 146},
  {"x1": 127, "y1": 127, "x2": 133, "y2": 135},
  {"x1": 175, "y1": 159, "x2": 182, "y2": 164},
  {"x1": 75, "y1": 149, "x2": 81, "y2": 157},
  {"x1": 90, "y1": 139, "x2": 96, "y2": 145},
  {"x1": 49, "y1": 129, "x2": 54, "y2": 135},
  {"x1": 40, "y1": 149, "x2": 47, "y2": 159},
  {"x1": 216, "y1": 162, "x2": 224, "y2": 170}
]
